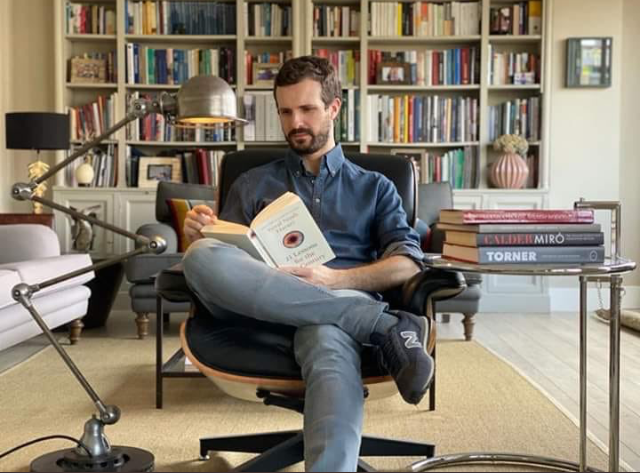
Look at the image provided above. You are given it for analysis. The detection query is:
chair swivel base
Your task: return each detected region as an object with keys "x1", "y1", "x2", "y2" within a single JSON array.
[
  {"x1": 30, "y1": 446, "x2": 154, "y2": 472},
  {"x1": 409, "y1": 452, "x2": 602, "y2": 472},
  {"x1": 200, "y1": 430, "x2": 435, "y2": 472}
]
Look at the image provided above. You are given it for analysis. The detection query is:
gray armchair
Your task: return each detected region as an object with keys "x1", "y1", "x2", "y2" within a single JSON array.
[
  {"x1": 125, "y1": 181, "x2": 215, "y2": 338},
  {"x1": 416, "y1": 182, "x2": 483, "y2": 340}
]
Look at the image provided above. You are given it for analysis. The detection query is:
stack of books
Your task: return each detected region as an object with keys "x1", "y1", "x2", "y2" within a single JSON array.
[{"x1": 438, "y1": 209, "x2": 605, "y2": 265}]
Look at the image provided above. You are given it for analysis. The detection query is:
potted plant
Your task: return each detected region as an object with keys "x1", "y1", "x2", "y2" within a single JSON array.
[{"x1": 490, "y1": 134, "x2": 530, "y2": 189}]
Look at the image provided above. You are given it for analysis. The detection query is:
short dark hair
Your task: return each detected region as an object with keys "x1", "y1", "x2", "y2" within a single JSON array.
[{"x1": 274, "y1": 56, "x2": 342, "y2": 108}]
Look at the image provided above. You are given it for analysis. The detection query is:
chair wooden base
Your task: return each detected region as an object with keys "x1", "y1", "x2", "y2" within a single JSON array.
[{"x1": 199, "y1": 429, "x2": 435, "y2": 472}]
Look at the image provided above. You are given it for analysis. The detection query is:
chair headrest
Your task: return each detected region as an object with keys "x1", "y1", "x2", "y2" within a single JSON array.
[{"x1": 219, "y1": 149, "x2": 417, "y2": 226}]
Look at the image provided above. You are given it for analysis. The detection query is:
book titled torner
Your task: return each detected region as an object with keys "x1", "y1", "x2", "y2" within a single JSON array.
[
  {"x1": 443, "y1": 244, "x2": 605, "y2": 265},
  {"x1": 439, "y1": 209, "x2": 595, "y2": 225},
  {"x1": 201, "y1": 192, "x2": 335, "y2": 268},
  {"x1": 446, "y1": 231, "x2": 604, "y2": 247}
]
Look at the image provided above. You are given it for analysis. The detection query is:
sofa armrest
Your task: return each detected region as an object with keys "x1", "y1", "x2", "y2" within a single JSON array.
[{"x1": 0, "y1": 224, "x2": 61, "y2": 264}]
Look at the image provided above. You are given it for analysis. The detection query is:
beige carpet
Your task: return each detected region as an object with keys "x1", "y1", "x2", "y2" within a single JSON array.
[{"x1": 0, "y1": 331, "x2": 610, "y2": 472}]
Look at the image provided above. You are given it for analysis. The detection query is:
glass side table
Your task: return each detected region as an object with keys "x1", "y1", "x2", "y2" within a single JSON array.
[{"x1": 412, "y1": 200, "x2": 636, "y2": 473}]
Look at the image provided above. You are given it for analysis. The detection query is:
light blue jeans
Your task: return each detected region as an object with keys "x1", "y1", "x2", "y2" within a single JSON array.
[{"x1": 182, "y1": 239, "x2": 390, "y2": 472}]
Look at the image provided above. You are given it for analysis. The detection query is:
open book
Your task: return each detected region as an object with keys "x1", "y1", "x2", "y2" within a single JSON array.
[{"x1": 201, "y1": 192, "x2": 335, "y2": 268}]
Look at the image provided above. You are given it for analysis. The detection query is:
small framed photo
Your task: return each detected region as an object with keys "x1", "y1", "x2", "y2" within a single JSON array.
[
  {"x1": 253, "y1": 63, "x2": 281, "y2": 87},
  {"x1": 565, "y1": 37, "x2": 612, "y2": 88},
  {"x1": 138, "y1": 157, "x2": 182, "y2": 189},
  {"x1": 377, "y1": 62, "x2": 411, "y2": 85},
  {"x1": 391, "y1": 148, "x2": 427, "y2": 184}
]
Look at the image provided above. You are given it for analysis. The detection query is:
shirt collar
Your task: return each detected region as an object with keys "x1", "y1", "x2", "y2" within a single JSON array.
[{"x1": 285, "y1": 143, "x2": 345, "y2": 177}]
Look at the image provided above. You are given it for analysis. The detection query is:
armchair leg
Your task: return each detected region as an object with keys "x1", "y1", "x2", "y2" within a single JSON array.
[
  {"x1": 68, "y1": 319, "x2": 83, "y2": 345},
  {"x1": 462, "y1": 313, "x2": 476, "y2": 341},
  {"x1": 135, "y1": 312, "x2": 149, "y2": 339}
]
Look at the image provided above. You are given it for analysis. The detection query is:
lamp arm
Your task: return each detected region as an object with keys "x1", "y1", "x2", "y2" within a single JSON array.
[{"x1": 32, "y1": 92, "x2": 177, "y2": 186}]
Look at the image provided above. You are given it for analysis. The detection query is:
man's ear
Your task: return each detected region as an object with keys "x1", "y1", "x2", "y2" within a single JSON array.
[{"x1": 329, "y1": 97, "x2": 342, "y2": 120}]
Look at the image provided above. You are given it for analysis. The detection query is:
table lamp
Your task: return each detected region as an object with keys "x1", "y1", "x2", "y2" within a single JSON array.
[
  {"x1": 5, "y1": 112, "x2": 70, "y2": 214},
  {"x1": 7, "y1": 75, "x2": 246, "y2": 472}
]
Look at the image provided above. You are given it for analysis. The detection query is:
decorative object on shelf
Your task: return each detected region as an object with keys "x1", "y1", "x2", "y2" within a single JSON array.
[
  {"x1": 69, "y1": 56, "x2": 107, "y2": 83},
  {"x1": 376, "y1": 61, "x2": 411, "y2": 85},
  {"x1": 138, "y1": 156, "x2": 182, "y2": 188},
  {"x1": 7, "y1": 74, "x2": 245, "y2": 473},
  {"x1": 68, "y1": 204, "x2": 101, "y2": 252},
  {"x1": 253, "y1": 62, "x2": 282, "y2": 87},
  {"x1": 5, "y1": 112, "x2": 69, "y2": 214},
  {"x1": 566, "y1": 37, "x2": 612, "y2": 88},
  {"x1": 490, "y1": 134, "x2": 530, "y2": 189},
  {"x1": 75, "y1": 156, "x2": 95, "y2": 187}
]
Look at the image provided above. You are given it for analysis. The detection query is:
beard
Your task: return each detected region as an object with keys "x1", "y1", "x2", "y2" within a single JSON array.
[{"x1": 285, "y1": 118, "x2": 332, "y2": 155}]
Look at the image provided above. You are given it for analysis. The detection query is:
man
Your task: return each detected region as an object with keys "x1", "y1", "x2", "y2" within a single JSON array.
[{"x1": 182, "y1": 56, "x2": 435, "y2": 472}]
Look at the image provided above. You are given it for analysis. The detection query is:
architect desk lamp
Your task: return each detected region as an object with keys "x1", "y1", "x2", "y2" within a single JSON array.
[{"x1": 7, "y1": 75, "x2": 246, "y2": 472}]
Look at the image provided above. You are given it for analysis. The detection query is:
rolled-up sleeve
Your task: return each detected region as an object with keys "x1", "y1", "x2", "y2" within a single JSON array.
[{"x1": 374, "y1": 177, "x2": 425, "y2": 269}]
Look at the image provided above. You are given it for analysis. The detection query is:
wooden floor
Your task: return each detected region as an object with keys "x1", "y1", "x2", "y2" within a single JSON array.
[
  {"x1": 439, "y1": 311, "x2": 640, "y2": 472},
  {"x1": 2, "y1": 310, "x2": 640, "y2": 470}
]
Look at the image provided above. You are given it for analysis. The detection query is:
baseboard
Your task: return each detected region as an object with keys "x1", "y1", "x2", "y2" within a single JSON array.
[
  {"x1": 550, "y1": 285, "x2": 640, "y2": 312},
  {"x1": 479, "y1": 294, "x2": 550, "y2": 313}
]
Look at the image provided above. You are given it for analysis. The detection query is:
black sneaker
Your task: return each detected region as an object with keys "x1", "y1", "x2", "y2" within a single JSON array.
[{"x1": 374, "y1": 310, "x2": 434, "y2": 405}]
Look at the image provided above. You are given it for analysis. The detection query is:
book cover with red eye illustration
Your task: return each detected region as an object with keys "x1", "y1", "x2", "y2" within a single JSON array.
[{"x1": 202, "y1": 191, "x2": 335, "y2": 268}]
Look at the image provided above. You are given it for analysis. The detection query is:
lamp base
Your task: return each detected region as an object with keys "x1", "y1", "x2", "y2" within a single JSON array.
[{"x1": 30, "y1": 446, "x2": 154, "y2": 472}]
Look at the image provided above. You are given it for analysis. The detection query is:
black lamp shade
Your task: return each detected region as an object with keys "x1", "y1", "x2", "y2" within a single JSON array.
[{"x1": 5, "y1": 112, "x2": 70, "y2": 151}]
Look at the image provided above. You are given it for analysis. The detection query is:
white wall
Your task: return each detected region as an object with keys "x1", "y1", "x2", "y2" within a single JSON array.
[{"x1": 1, "y1": 0, "x2": 56, "y2": 213}]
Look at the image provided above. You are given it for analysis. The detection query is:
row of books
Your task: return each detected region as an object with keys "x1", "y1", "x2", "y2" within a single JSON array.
[
  {"x1": 124, "y1": 0, "x2": 236, "y2": 35},
  {"x1": 68, "y1": 92, "x2": 118, "y2": 142},
  {"x1": 488, "y1": 49, "x2": 540, "y2": 85},
  {"x1": 369, "y1": 2, "x2": 481, "y2": 37},
  {"x1": 367, "y1": 94, "x2": 479, "y2": 144},
  {"x1": 245, "y1": 3, "x2": 292, "y2": 37},
  {"x1": 369, "y1": 48, "x2": 480, "y2": 86},
  {"x1": 334, "y1": 90, "x2": 361, "y2": 143},
  {"x1": 125, "y1": 45, "x2": 235, "y2": 85},
  {"x1": 242, "y1": 93, "x2": 285, "y2": 142},
  {"x1": 126, "y1": 92, "x2": 234, "y2": 143},
  {"x1": 439, "y1": 209, "x2": 605, "y2": 265},
  {"x1": 312, "y1": 5, "x2": 360, "y2": 37},
  {"x1": 65, "y1": 3, "x2": 116, "y2": 35},
  {"x1": 488, "y1": 97, "x2": 541, "y2": 142},
  {"x1": 65, "y1": 144, "x2": 117, "y2": 188},
  {"x1": 313, "y1": 49, "x2": 360, "y2": 87},
  {"x1": 489, "y1": 1, "x2": 542, "y2": 36},
  {"x1": 415, "y1": 147, "x2": 479, "y2": 188}
]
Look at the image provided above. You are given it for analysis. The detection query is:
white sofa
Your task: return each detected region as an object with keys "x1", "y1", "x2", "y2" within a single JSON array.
[{"x1": 0, "y1": 224, "x2": 94, "y2": 351}]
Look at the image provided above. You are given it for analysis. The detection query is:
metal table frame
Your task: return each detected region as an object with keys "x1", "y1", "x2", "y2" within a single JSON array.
[{"x1": 412, "y1": 200, "x2": 636, "y2": 473}]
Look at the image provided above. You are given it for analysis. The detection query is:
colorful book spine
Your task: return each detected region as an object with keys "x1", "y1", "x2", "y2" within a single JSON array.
[
  {"x1": 443, "y1": 209, "x2": 594, "y2": 224},
  {"x1": 472, "y1": 232, "x2": 604, "y2": 246}
]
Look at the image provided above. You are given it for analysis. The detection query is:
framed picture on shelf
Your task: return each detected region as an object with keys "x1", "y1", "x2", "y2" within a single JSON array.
[
  {"x1": 253, "y1": 63, "x2": 282, "y2": 87},
  {"x1": 377, "y1": 62, "x2": 410, "y2": 85},
  {"x1": 138, "y1": 157, "x2": 182, "y2": 189},
  {"x1": 69, "y1": 57, "x2": 107, "y2": 83},
  {"x1": 565, "y1": 37, "x2": 612, "y2": 88},
  {"x1": 391, "y1": 148, "x2": 426, "y2": 184}
]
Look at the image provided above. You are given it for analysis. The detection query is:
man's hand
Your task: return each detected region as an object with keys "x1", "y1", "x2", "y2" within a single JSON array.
[
  {"x1": 279, "y1": 265, "x2": 344, "y2": 289},
  {"x1": 183, "y1": 204, "x2": 217, "y2": 244}
]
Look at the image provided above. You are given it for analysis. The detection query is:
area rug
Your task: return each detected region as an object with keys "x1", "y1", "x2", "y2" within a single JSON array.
[{"x1": 0, "y1": 333, "x2": 610, "y2": 472}]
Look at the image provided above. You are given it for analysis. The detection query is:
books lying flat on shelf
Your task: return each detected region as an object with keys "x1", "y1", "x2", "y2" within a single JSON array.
[
  {"x1": 437, "y1": 222, "x2": 602, "y2": 233},
  {"x1": 445, "y1": 231, "x2": 604, "y2": 248},
  {"x1": 439, "y1": 209, "x2": 595, "y2": 225},
  {"x1": 201, "y1": 192, "x2": 335, "y2": 268},
  {"x1": 443, "y1": 244, "x2": 605, "y2": 265}
]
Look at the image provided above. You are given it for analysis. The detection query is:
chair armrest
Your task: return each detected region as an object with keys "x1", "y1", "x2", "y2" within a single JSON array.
[
  {"x1": 401, "y1": 268, "x2": 467, "y2": 316},
  {"x1": 125, "y1": 253, "x2": 185, "y2": 283},
  {"x1": 135, "y1": 223, "x2": 179, "y2": 253}
]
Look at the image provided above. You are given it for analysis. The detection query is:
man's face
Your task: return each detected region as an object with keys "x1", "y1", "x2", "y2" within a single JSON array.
[{"x1": 275, "y1": 79, "x2": 340, "y2": 156}]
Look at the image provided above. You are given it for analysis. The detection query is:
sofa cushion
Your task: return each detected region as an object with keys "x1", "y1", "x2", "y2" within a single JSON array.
[
  {"x1": 166, "y1": 198, "x2": 215, "y2": 253},
  {"x1": 0, "y1": 270, "x2": 22, "y2": 310},
  {"x1": 0, "y1": 254, "x2": 94, "y2": 299}
]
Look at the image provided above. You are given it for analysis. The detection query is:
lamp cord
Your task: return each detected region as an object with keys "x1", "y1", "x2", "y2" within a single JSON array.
[{"x1": 0, "y1": 435, "x2": 92, "y2": 461}]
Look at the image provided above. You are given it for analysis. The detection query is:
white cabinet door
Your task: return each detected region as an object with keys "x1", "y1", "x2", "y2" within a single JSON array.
[
  {"x1": 114, "y1": 190, "x2": 157, "y2": 253},
  {"x1": 53, "y1": 190, "x2": 116, "y2": 256}
]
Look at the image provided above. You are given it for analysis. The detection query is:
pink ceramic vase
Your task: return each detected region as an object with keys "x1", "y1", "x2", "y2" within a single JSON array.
[{"x1": 490, "y1": 152, "x2": 529, "y2": 189}]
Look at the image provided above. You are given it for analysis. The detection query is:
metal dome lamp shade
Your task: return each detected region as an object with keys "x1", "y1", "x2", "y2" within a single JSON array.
[{"x1": 6, "y1": 75, "x2": 244, "y2": 472}]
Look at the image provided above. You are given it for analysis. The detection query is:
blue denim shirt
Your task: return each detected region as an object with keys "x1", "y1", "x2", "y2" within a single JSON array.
[{"x1": 219, "y1": 144, "x2": 424, "y2": 270}]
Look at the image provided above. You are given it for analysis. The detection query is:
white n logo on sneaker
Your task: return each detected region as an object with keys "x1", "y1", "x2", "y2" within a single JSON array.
[{"x1": 400, "y1": 331, "x2": 421, "y2": 349}]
